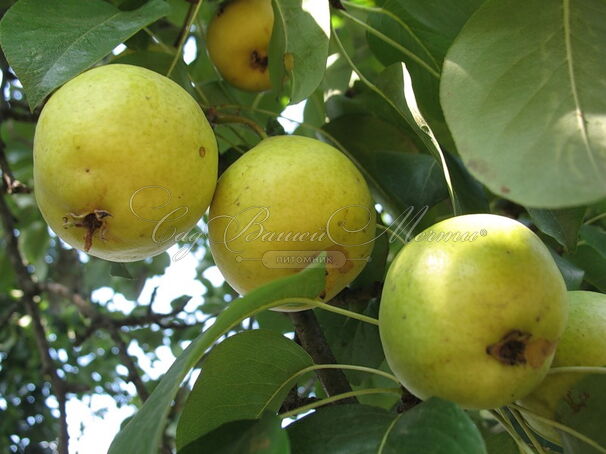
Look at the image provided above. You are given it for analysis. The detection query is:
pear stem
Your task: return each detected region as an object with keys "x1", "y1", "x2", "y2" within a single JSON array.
[
  {"x1": 168, "y1": 0, "x2": 204, "y2": 77},
  {"x1": 508, "y1": 404, "x2": 606, "y2": 454},
  {"x1": 208, "y1": 112, "x2": 268, "y2": 140},
  {"x1": 272, "y1": 297, "x2": 379, "y2": 326},
  {"x1": 279, "y1": 387, "x2": 402, "y2": 419},
  {"x1": 491, "y1": 409, "x2": 532, "y2": 453},
  {"x1": 510, "y1": 408, "x2": 548, "y2": 454}
]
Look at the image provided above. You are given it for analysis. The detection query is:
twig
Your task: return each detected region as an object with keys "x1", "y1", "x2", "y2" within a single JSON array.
[
  {"x1": 41, "y1": 282, "x2": 150, "y2": 400},
  {"x1": 167, "y1": 0, "x2": 203, "y2": 77},
  {"x1": 0, "y1": 301, "x2": 18, "y2": 327},
  {"x1": 0, "y1": 137, "x2": 30, "y2": 194},
  {"x1": 326, "y1": 285, "x2": 381, "y2": 309},
  {"x1": 279, "y1": 386, "x2": 319, "y2": 413},
  {"x1": 1, "y1": 105, "x2": 38, "y2": 123},
  {"x1": 44, "y1": 282, "x2": 195, "y2": 333},
  {"x1": 107, "y1": 326, "x2": 150, "y2": 401},
  {"x1": 205, "y1": 108, "x2": 268, "y2": 140},
  {"x1": 289, "y1": 310, "x2": 357, "y2": 403}
]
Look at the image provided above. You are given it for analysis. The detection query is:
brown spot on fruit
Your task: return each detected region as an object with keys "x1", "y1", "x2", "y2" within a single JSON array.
[
  {"x1": 250, "y1": 50, "x2": 268, "y2": 72},
  {"x1": 501, "y1": 186, "x2": 511, "y2": 194},
  {"x1": 487, "y1": 331, "x2": 555, "y2": 368},
  {"x1": 525, "y1": 338, "x2": 556, "y2": 368},
  {"x1": 63, "y1": 209, "x2": 112, "y2": 252},
  {"x1": 199, "y1": 146, "x2": 206, "y2": 157},
  {"x1": 326, "y1": 245, "x2": 353, "y2": 274},
  {"x1": 487, "y1": 330, "x2": 531, "y2": 366}
]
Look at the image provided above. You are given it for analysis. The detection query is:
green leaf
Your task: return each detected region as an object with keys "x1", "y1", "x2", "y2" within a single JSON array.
[
  {"x1": 556, "y1": 374, "x2": 606, "y2": 454},
  {"x1": 111, "y1": 50, "x2": 193, "y2": 95},
  {"x1": 0, "y1": 244, "x2": 16, "y2": 293},
  {"x1": 325, "y1": 81, "x2": 418, "y2": 141},
  {"x1": 269, "y1": 0, "x2": 330, "y2": 104},
  {"x1": 580, "y1": 224, "x2": 606, "y2": 259},
  {"x1": 110, "y1": 262, "x2": 133, "y2": 279},
  {"x1": 108, "y1": 260, "x2": 325, "y2": 454},
  {"x1": 567, "y1": 245, "x2": 606, "y2": 292},
  {"x1": 176, "y1": 330, "x2": 312, "y2": 450},
  {"x1": 323, "y1": 115, "x2": 448, "y2": 215},
  {"x1": 441, "y1": 0, "x2": 606, "y2": 208},
  {"x1": 443, "y1": 152, "x2": 489, "y2": 214},
  {"x1": 484, "y1": 431, "x2": 519, "y2": 454},
  {"x1": 369, "y1": 63, "x2": 462, "y2": 215},
  {"x1": 287, "y1": 404, "x2": 396, "y2": 453},
  {"x1": 287, "y1": 398, "x2": 487, "y2": 454},
  {"x1": 294, "y1": 89, "x2": 326, "y2": 138},
  {"x1": 381, "y1": 398, "x2": 487, "y2": 454},
  {"x1": 369, "y1": 0, "x2": 485, "y2": 66},
  {"x1": 170, "y1": 295, "x2": 190, "y2": 312},
  {"x1": 350, "y1": 217, "x2": 388, "y2": 290},
  {"x1": 188, "y1": 36, "x2": 220, "y2": 84},
  {"x1": 316, "y1": 300, "x2": 383, "y2": 385},
  {"x1": 0, "y1": 0, "x2": 170, "y2": 109},
  {"x1": 528, "y1": 207, "x2": 586, "y2": 252},
  {"x1": 179, "y1": 413, "x2": 290, "y2": 454},
  {"x1": 366, "y1": 0, "x2": 484, "y2": 150},
  {"x1": 19, "y1": 220, "x2": 49, "y2": 266},
  {"x1": 254, "y1": 310, "x2": 293, "y2": 334},
  {"x1": 549, "y1": 249, "x2": 585, "y2": 291}
]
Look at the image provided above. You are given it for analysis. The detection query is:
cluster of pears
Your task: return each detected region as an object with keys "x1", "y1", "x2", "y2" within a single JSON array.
[
  {"x1": 378, "y1": 213, "x2": 605, "y2": 442},
  {"x1": 33, "y1": 0, "x2": 604, "y2": 438},
  {"x1": 34, "y1": 67, "x2": 375, "y2": 307}
]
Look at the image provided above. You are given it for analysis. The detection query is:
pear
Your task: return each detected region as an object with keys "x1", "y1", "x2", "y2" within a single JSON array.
[
  {"x1": 207, "y1": 0, "x2": 273, "y2": 92},
  {"x1": 34, "y1": 64, "x2": 218, "y2": 262},
  {"x1": 519, "y1": 290, "x2": 606, "y2": 443},
  {"x1": 208, "y1": 135, "x2": 375, "y2": 310},
  {"x1": 379, "y1": 214, "x2": 568, "y2": 409}
]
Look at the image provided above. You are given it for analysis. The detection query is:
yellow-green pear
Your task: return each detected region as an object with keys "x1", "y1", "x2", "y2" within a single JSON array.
[
  {"x1": 206, "y1": 0, "x2": 273, "y2": 92},
  {"x1": 520, "y1": 290, "x2": 606, "y2": 443},
  {"x1": 379, "y1": 214, "x2": 568, "y2": 409},
  {"x1": 208, "y1": 135, "x2": 376, "y2": 311},
  {"x1": 34, "y1": 64, "x2": 218, "y2": 262}
]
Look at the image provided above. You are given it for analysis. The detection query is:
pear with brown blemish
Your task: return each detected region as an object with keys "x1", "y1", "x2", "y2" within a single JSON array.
[
  {"x1": 206, "y1": 0, "x2": 273, "y2": 92},
  {"x1": 379, "y1": 214, "x2": 568, "y2": 409},
  {"x1": 519, "y1": 290, "x2": 606, "y2": 443},
  {"x1": 208, "y1": 135, "x2": 376, "y2": 311},
  {"x1": 34, "y1": 64, "x2": 218, "y2": 262}
]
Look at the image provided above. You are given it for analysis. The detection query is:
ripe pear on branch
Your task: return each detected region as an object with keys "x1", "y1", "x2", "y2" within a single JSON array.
[
  {"x1": 34, "y1": 64, "x2": 218, "y2": 262},
  {"x1": 379, "y1": 214, "x2": 568, "y2": 409}
]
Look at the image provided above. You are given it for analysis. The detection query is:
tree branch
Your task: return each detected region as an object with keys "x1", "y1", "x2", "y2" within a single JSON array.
[
  {"x1": 1, "y1": 104, "x2": 39, "y2": 123},
  {"x1": 206, "y1": 109, "x2": 268, "y2": 140},
  {"x1": 107, "y1": 326, "x2": 150, "y2": 402},
  {"x1": 40, "y1": 282, "x2": 150, "y2": 401},
  {"x1": 0, "y1": 177, "x2": 69, "y2": 454},
  {"x1": 0, "y1": 136, "x2": 31, "y2": 194},
  {"x1": 289, "y1": 310, "x2": 357, "y2": 403}
]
